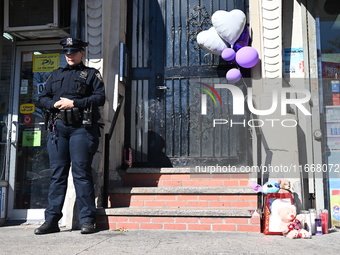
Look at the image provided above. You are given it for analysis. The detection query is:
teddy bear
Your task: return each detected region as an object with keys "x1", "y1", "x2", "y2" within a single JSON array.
[
  {"x1": 278, "y1": 179, "x2": 291, "y2": 193},
  {"x1": 279, "y1": 205, "x2": 311, "y2": 239}
]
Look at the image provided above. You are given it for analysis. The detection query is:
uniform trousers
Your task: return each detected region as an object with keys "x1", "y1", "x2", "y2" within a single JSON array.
[{"x1": 45, "y1": 119, "x2": 99, "y2": 224}]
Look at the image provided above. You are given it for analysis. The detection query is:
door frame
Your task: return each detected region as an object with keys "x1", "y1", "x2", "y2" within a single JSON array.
[{"x1": 7, "y1": 43, "x2": 60, "y2": 222}]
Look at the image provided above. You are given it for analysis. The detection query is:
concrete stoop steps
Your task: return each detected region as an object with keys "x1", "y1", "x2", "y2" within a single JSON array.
[{"x1": 96, "y1": 168, "x2": 261, "y2": 232}]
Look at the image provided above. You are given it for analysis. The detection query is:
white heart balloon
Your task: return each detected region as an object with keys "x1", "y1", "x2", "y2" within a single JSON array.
[
  {"x1": 212, "y1": 9, "x2": 246, "y2": 46},
  {"x1": 196, "y1": 27, "x2": 229, "y2": 56}
]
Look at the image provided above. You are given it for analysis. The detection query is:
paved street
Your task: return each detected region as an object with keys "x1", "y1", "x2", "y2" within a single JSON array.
[{"x1": 0, "y1": 224, "x2": 339, "y2": 255}]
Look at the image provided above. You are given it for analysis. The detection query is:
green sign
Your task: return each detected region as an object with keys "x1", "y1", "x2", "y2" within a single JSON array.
[{"x1": 22, "y1": 129, "x2": 41, "y2": 147}]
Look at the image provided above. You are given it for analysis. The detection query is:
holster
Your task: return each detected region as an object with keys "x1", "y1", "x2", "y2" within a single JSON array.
[{"x1": 82, "y1": 105, "x2": 92, "y2": 127}]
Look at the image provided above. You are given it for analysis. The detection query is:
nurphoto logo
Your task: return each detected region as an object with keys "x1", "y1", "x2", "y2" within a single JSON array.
[{"x1": 200, "y1": 82, "x2": 312, "y2": 128}]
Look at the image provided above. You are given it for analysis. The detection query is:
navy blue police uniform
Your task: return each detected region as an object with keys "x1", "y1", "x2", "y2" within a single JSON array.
[{"x1": 36, "y1": 38, "x2": 105, "y2": 235}]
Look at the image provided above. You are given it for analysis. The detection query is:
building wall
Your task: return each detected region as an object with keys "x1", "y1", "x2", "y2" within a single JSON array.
[
  {"x1": 100, "y1": 0, "x2": 127, "y2": 204},
  {"x1": 249, "y1": 0, "x2": 324, "y2": 210}
]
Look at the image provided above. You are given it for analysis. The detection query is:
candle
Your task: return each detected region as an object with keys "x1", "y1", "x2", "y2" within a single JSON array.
[{"x1": 320, "y1": 209, "x2": 329, "y2": 234}]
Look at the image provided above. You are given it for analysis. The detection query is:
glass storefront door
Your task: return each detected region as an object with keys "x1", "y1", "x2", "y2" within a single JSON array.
[{"x1": 8, "y1": 44, "x2": 65, "y2": 221}]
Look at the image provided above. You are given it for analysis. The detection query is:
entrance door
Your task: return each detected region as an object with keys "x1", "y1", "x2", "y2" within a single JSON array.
[
  {"x1": 126, "y1": 0, "x2": 250, "y2": 167},
  {"x1": 7, "y1": 44, "x2": 65, "y2": 221}
]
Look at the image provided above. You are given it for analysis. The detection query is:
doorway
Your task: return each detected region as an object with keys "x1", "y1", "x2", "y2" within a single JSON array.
[
  {"x1": 126, "y1": 0, "x2": 250, "y2": 167},
  {"x1": 7, "y1": 43, "x2": 65, "y2": 221}
]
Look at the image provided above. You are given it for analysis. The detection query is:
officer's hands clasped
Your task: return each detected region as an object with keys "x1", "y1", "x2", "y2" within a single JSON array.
[{"x1": 54, "y1": 97, "x2": 74, "y2": 110}]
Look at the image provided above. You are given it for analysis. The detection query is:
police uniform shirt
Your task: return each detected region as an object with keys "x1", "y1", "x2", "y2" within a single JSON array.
[{"x1": 39, "y1": 62, "x2": 105, "y2": 122}]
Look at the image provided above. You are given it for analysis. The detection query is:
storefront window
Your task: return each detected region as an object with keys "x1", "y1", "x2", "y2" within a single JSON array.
[{"x1": 318, "y1": 0, "x2": 340, "y2": 227}]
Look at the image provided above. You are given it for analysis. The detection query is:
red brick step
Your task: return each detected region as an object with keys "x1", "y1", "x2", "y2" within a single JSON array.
[
  {"x1": 99, "y1": 168, "x2": 260, "y2": 232},
  {"x1": 108, "y1": 187, "x2": 257, "y2": 209},
  {"x1": 122, "y1": 173, "x2": 251, "y2": 187},
  {"x1": 96, "y1": 208, "x2": 261, "y2": 232}
]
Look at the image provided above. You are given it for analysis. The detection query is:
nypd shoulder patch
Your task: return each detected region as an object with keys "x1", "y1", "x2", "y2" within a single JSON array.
[{"x1": 95, "y1": 72, "x2": 103, "y2": 82}]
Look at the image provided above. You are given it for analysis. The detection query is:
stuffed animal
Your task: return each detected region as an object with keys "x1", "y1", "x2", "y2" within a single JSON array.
[
  {"x1": 250, "y1": 181, "x2": 280, "y2": 194},
  {"x1": 279, "y1": 205, "x2": 311, "y2": 239},
  {"x1": 278, "y1": 179, "x2": 291, "y2": 193},
  {"x1": 268, "y1": 198, "x2": 293, "y2": 232}
]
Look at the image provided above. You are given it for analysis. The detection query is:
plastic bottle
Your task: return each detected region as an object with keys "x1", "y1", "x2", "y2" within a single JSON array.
[
  {"x1": 128, "y1": 147, "x2": 132, "y2": 167},
  {"x1": 299, "y1": 210, "x2": 309, "y2": 230},
  {"x1": 123, "y1": 146, "x2": 133, "y2": 168},
  {"x1": 320, "y1": 209, "x2": 329, "y2": 234},
  {"x1": 309, "y1": 209, "x2": 316, "y2": 235},
  {"x1": 305, "y1": 211, "x2": 312, "y2": 235},
  {"x1": 315, "y1": 214, "x2": 323, "y2": 235}
]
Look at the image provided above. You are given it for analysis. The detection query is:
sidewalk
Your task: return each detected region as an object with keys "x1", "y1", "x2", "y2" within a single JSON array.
[{"x1": 0, "y1": 223, "x2": 339, "y2": 255}]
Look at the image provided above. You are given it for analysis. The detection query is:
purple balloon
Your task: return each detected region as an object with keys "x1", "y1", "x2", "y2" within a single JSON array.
[
  {"x1": 226, "y1": 68, "x2": 242, "y2": 83},
  {"x1": 233, "y1": 26, "x2": 250, "y2": 52},
  {"x1": 221, "y1": 48, "x2": 236, "y2": 61},
  {"x1": 235, "y1": 46, "x2": 259, "y2": 68}
]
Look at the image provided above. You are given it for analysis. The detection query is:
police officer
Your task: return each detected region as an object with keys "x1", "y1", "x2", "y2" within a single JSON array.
[{"x1": 35, "y1": 37, "x2": 105, "y2": 235}]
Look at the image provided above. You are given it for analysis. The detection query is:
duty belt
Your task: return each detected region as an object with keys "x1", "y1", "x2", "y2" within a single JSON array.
[
  {"x1": 53, "y1": 107, "x2": 92, "y2": 127},
  {"x1": 54, "y1": 108, "x2": 82, "y2": 125}
]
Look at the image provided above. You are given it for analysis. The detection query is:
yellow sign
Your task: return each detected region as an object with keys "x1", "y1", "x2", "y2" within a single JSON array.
[
  {"x1": 33, "y1": 53, "x2": 60, "y2": 73},
  {"x1": 20, "y1": 103, "x2": 35, "y2": 114}
]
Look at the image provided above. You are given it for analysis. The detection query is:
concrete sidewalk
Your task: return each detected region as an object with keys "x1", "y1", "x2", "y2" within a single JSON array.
[{"x1": 0, "y1": 223, "x2": 339, "y2": 255}]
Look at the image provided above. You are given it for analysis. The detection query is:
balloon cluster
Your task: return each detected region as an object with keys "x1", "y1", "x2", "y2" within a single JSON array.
[{"x1": 196, "y1": 9, "x2": 259, "y2": 83}]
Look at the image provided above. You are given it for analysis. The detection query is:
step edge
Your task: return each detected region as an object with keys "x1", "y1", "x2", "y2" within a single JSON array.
[
  {"x1": 124, "y1": 167, "x2": 251, "y2": 174},
  {"x1": 109, "y1": 186, "x2": 256, "y2": 194},
  {"x1": 97, "y1": 208, "x2": 257, "y2": 217}
]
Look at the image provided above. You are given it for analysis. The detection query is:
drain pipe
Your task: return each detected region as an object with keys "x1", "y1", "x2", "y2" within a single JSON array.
[{"x1": 70, "y1": 0, "x2": 82, "y2": 38}]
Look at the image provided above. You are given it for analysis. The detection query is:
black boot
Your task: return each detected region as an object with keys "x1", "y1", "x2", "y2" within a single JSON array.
[
  {"x1": 34, "y1": 221, "x2": 60, "y2": 235},
  {"x1": 80, "y1": 222, "x2": 96, "y2": 234}
]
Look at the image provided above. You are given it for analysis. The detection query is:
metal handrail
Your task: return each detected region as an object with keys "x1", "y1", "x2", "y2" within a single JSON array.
[{"x1": 102, "y1": 94, "x2": 124, "y2": 208}]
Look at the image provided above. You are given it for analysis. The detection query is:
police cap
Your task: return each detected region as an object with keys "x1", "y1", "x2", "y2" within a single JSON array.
[{"x1": 60, "y1": 37, "x2": 89, "y2": 54}]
